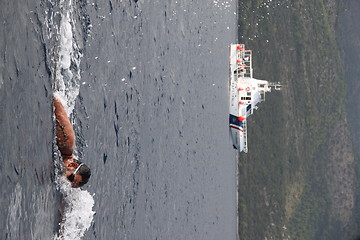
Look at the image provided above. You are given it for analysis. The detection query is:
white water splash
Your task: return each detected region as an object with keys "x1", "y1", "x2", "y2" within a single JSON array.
[
  {"x1": 47, "y1": 0, "x2": 95, "y2": 239},
  {"x1": 54, "y1": 0, "x2": 81, "y2": 116},
  {"x1": 53, "y1": 174, "x2": 95, "y2": 240}
]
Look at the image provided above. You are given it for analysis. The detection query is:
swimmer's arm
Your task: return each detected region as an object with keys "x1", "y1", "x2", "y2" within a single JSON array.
[{"x1": 53, "y1": 97, "x2": 75, "y2": 157}]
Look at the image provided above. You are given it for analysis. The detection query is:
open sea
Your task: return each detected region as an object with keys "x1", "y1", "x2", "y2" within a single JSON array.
[{"x1": 0, "y1": 0, "x2": 238, "y2": 239}]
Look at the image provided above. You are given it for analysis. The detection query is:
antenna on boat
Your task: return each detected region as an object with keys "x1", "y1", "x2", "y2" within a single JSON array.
[{"x1": 269, "y1": 82, "x2": 282, "y2": 91}]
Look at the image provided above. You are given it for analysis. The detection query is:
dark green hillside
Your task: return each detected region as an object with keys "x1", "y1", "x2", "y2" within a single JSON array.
[
  {"x1": 338, "y1": 1, "x2": 360, "y2": 239},
  {"x1": 237, "y1": 0, "x2": 358, "y2": 239},
  {"x1": 338, "y1": 1, "x2": 360, "y2": 151}
]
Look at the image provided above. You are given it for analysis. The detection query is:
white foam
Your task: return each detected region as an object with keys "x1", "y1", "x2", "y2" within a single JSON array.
[
  {"x1": 54, "y1": 176, "x2": 95, "y2": 240},
  {"x1": 54, "y1": 0, "x2": 81, "y2": 116},
  {"x1": 50, "y1": 1, "x2": 95, "y2": 239}
]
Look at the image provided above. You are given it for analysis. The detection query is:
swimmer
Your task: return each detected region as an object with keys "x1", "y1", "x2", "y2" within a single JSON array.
[{"x1": 53, "y1": 97, "x2": 91, "y2": 188}]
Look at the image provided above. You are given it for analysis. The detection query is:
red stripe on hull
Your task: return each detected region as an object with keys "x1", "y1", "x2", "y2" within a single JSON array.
[{"x1": 229, "y1": 125, "x2": 244, "y2": 132}]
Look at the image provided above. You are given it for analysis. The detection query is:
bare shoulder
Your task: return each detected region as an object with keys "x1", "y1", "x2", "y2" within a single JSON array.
[{"x1": 54, "y1": 97, "x2": 75, "y2": 157}]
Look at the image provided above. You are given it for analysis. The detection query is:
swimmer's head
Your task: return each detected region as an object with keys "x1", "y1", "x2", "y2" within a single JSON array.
[{"x1": 67, "y1": 160, "x2": 91, "y2": 188}]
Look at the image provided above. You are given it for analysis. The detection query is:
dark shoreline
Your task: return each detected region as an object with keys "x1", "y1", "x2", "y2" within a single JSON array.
[{"x1": 236, "y1": 0, "x2": 360, "y2": 239}]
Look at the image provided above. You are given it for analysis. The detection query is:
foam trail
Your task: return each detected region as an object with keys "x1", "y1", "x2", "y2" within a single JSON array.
[
  {"x1": 50, "y1": 0, "x2": 95, "y2": 239},
  {"x1": 54, "y1": 0, "x2": 81, "y2": 116}
]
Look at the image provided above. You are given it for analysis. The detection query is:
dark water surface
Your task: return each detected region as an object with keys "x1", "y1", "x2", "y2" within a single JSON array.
[
  {"x1": 0, "y1": 0, "x2": 58, "y2": 239},
  {"x1": 1, "y1": 0, "x2": 238, "y2": 239}
]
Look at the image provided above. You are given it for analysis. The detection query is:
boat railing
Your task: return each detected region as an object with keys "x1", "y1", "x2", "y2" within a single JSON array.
[
  {"x1": 244, "y1": 50, "x2": 252, "y2": 78},
  {"x1": 243, "y1": 120, "x2": 248, "y2": 153},
  {"x1": 236, "y1": 46, "x2": 253, "y2": 79}
]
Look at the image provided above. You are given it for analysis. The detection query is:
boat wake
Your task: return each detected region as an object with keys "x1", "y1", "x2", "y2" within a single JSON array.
[{"x1": 43, "y1": 0, "x2": 95, "y2": 239}]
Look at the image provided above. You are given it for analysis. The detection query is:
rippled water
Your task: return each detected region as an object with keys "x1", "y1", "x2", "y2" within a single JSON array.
[{"x1": 0, "y1": 0, "x2": 238, "y2": 239}]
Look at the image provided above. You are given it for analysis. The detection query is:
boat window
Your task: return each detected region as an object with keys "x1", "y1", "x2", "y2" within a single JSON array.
[
  {"x1": 246, "y1": 104, "x2": 252, "y2": 112},
  {"x1": 260, "y1": 92, "x2": 265, "y2": 100},
  {"x1": 241, "y1": 97, "x2": 251, "y2": 100},
  {"x1": 247, "y1": 92, "x2": 251, "y2": 96}
]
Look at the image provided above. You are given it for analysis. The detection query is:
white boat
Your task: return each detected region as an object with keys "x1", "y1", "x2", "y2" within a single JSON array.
[{"x1": 229, "y1": 44, "x2": 281, "y2": 152}]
